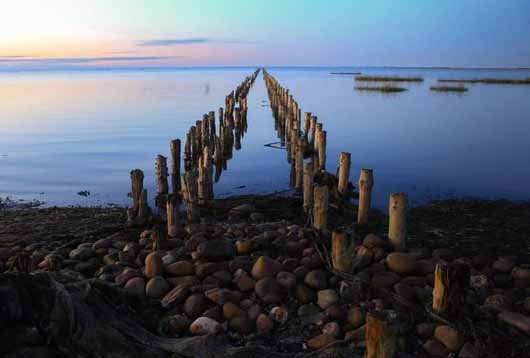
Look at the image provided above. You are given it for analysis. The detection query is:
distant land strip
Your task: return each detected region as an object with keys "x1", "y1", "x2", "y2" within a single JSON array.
[
  {"x1": 355, "y1": 75, "x2": 423, "y2": 82},
  {"x1": 430, "y1": 86, "x2": 468, "y2": 92},
  {"x1": 438, "y1": 78, "x2": 530, "y2": 84},
  {"x1": 330, "y1": 72, "x2": 361, "y2": 75},
  {"x1": 354, "y1": 85, "x2": 407, "y2": 93}
]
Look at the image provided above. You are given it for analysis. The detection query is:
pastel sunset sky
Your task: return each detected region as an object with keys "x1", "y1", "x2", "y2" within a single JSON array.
[{"x1": 1, "y1": 0, "x2": 530, "y2": 69}]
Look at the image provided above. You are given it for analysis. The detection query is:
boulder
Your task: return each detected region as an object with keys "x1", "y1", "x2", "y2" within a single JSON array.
[
  {"x1": 276, "y1": 271, "x2": 297, "y2": 289},
  {"x1": 205, "y1": 288, "x2": 241, "y2": 305},
  {"x1": 317, "y1": 289, "x2": 339, "y2": 310},
  {"x1": 251, "y1": 256, "x2": 282, "y2": 280},
  {"x1": 255, "y1": 277, "x2": 282, "y2": 303},
  {"x1": 304, "y1": 270, "x2": 328, "y2": 290},
  {"x1": 184, "y1": 294, "x2": 208, "y2": 319},
  {"x1": 386, "y1": 253, "x2": 418, "y2": 275},
  {"x1": 307, "y1": 334, "x2": 335, "y2": 350},
  {"x1": 256, "y1": 313, "x2": 274, "y2": 333},
  {"x1": 434, "y1": 325, "x2": 463, "y2": 352},
  {"x1": 196, "y1": 240, "x2": 235, "y2": 261},
  {"x1": 223, "y1": 302, "x2": 246, "y2": 320},
  {"x1": 166, "y1": 260, "x2": 195, "y2": 276},
  {"x1": 161, "y1": 285, "x2": 190, "y2": 308},
  {"x1": 145, "y1": 276, "x2": 170, "y2": 299},
  {"x1": 145, "y1": 252, "x2": 164, "y2": 278}
]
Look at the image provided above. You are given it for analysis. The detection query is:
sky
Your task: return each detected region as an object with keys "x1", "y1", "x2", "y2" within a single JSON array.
[{"x1": 1, "y1": 0, "x2": 530, "y2": 69}]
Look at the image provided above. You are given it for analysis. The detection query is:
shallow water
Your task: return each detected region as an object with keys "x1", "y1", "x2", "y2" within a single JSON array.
[{"x1": 1, "y1": 67, "x2": 530, "y2": 209}]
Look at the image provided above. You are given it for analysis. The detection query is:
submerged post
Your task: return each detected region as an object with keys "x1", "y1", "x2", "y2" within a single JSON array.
[
  {"x1": 357, "y1": 169, "x2": 374, "y2": 225},
  {"x1": 388, "y1": 193, "x2": 407, "y2": 251},
  {"x1": 313, "y1": 185, "x2": 329, "y2": 231},
  {"x1": 337, "y1": 152, "x2": 351, "y2": 196}
]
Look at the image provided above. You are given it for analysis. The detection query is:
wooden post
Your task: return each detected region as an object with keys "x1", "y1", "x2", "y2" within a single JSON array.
[
  {"x1": 295, "y1": 138, "x2": 304, "y2": 189},
  {"x1": 312, "y1": 185, "x2": 329, "y2": 231},
  {"x1": 181, "y1": 171, "x2": 199, "y2": 223},
  {"x1": 357, "y1": 169, "x2": 374, "y2": 225},
  {"x1": 130, "y1": 169, "x2": 144, "y2": 211},
  {"x1": 303, "y1": 112, "x2": 311, "y2": 140},
  {"x1": 303, "y1": 162, "x2": 314, "y2": 214},
  {"x1": 170, "y1": 139, "x2": 181, "y2": 195},
  {"x1": 166, "y1": 195, "x2": 179, "y2": 237},
  {"x1": 331, "y1": 229, "x2": 353, "y2": 272},
  {"x1": 316, "y1": 130, "x2": 327, "y2": 171},
  {"x1": 155, "y1": 154, "x2": 169, "y2": 206},
  {"x1": 138, "y1": 189, "x2": 149, "y2": 218},
  {"x1": 388, "y1": 193, "x2": 407, "y2": 251},
  {"x1": 365, "y1": 311, "x2": 398, "y2": 358},
  {"x1": 432, "y1": 262, "x2": 470, "y2": 317},
  {"x1": 337, "y1": 152, "x2": 351, "y2": 196}
]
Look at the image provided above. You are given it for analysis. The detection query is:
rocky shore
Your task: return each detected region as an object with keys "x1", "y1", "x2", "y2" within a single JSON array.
[{"x1": 1, "y1": 195, "x2": 530, "y2": 357}]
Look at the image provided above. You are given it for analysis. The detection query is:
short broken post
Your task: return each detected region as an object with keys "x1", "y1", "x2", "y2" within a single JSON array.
[
  {"x1": 388, "y1": 193, "x2": 407, "y2": 252},
  {"x1": 166, "y1": 194, "x2": 179, "y2": 237},
  {"x1": 432, "y1": 262, "x2": 470, "y2": 318},
  {"x1": 337, "y1": 152, "x2": 351, "y2": 196},
  {"x1": 357, "y1": 169, "x2": 374, "y2": 225},
  {"x1": 130, "y1": 169, "x2": 144, "y2": 212},
  {"x1": 331, "y1": 229, "x2": 353, "y2": 272},
  {"x1": 312, "y1": 185, "x2": 329, "y2": 231},
  {"x1": 365, "y1": 311, "x2": 398, "y2": 358}
]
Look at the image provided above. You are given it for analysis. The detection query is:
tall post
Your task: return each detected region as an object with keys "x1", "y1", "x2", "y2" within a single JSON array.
[
  {"x1": 312, "y1": 185, "x2": 329, "y2": 231},
  {"x1": 357, "y1": 169, "x2": 374, "y2": 225},
  {"x1": 388, "y1": 193, "x2": 407, "y2": 251},
  {"x1": 337, "y1": 152, "x2": 351, "y2": 196},
  {"x1": 295, "y1": 138, "x2": 304, "y2": 189},
  {"x1": 316, "y1": 130, "x2": 327, "y2": 171},
  {"x1": 170, "y1": 139, "x2": 181, "y2": 195},
  {"x1": 181, "y1": 171, "x2": 199, "y2": 223},
  {"x1": 155, "y1": 154, "x2": 169, "y2": 196}
]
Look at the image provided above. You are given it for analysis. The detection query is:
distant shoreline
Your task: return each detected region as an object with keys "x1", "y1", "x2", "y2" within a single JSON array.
[{"x1": 2, "y1": 65, "x2": 530, "y2": 73}]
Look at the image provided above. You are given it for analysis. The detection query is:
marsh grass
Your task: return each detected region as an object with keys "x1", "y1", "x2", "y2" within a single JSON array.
[
  {"x1": 439, "y1": 78, "x2": 530, "y2": 84},
  {"x1": 430, "y1": 86, "x2": 468, "y2": 92},
  {"x1": 355, "y1": 75, "x2": 423, "y2": 82},
  {"x1": 355, "y1": 85, "x2": 407, "y2": 93}
]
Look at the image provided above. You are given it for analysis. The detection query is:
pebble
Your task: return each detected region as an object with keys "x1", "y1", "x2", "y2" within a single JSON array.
[
  {"x1": 229, "y1": 317, "x2": 255, "y2": 334},
  {"x1": 144, "y1": 252, "x2": 164, "y2": 278},
  {"x1": 317, "y1": 289, "x2": 339, "y2": 310},
  {"x1": 196, "y1": 239, "x2": 235, "y2": 261},
  {"x1": 124, "y1": 277, "x2": 146, "y2": 299},
  {"x1": 296, "y1": 284, "x2": 317, "y2": 303},
  {"x1": 322, "y1": 321, "x2": 340, "y2": 337},
  {"x1": 304, "y1": 270, "x2": 328, "y2": 290},
  {"x1": 497, "y1": 311, "x2": 530, "y2": 334},
  {"x1": 347, "y1": 307, "x2": 365, "y2": 329},
  {"x1": 189, "y1": 317, "x2": 223, "y2": 335},
  {"x1": 145, "y1": 276, "x2": 170, "y2": 299},
  {"x1": 423, "y1": 339, "x2": 449, "y2": 357},
  {"x1": 434, "y1": 325, "x2": 463, "y2": 352},
  {"x1": 161, "y1": 285, "x2": 190, "y2": 308},
  {"x1": 256, "y1": 313, "x2": 274, "y2": 333},
  {"x1": 416, "y1": 322, "x2": 437, "y2": 339},
  {"x1": 276, "y1": 271, "x2": 297, "y2": 289},
  {"x1": 166, "y1": 260, "x2": 195, "y2": 276},
  {"x1": 223, "y1": 302, "x2": 246, "y2": 320},
  {"x1": 251, "y1": 256, "x2": 282, "y2": 280},
  {"x1": 270, "y1": 306, "x2": 289, "y2": 325},
  {"x1": 233, "y1": 269, "x2": 256, "y2": 292},
  {"x1": 255, "y1": 277, "x2": 282, "y2": 303},
  {"x1": 184, "y1": 294, "x2": 208, "y2": 319},
  {"x1": 205, "y1": 288, "x2": 241, "y2": 305},
  {"x1": 386, "y1": 253, "x2": 418, "y2": 275},
  {"x1": 307, "y1": 333, "x2": 336, "y2": 350}
]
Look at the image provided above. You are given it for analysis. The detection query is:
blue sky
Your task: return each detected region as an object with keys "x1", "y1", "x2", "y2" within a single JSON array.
[{"x1": 1, "y1": 0, "x2": 529, "y2": 69}]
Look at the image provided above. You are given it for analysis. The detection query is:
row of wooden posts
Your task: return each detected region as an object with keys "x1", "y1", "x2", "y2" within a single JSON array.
[
  {"x1": 128, "y1": 69, "x2": 260, "y2": 233},
  {"x1": 265, "y1": 70, "x2": 466, "y2": 357},
  {"x1": 263, "y1": 70, "x2": 409, "y2": 249}
]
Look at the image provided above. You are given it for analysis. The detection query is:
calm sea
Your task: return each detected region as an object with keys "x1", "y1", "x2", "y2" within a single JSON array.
[{"x1": 1, "y1": 67, "x2": 530, "y2": 209}]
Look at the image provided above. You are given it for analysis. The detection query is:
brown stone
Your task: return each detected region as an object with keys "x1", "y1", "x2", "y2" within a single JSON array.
[
  {"x1": 434, "y1": 325, "x2": 463, "y2": 352},
  {"x1": 492, "y1": 257, "x2": 515, "y2": 273},
  {"x1": 144, "y1": 252, "x2": 164, "y2": 278},
  {"x1": 205, "y1": 288, "x2": 241, "y2": 305},
  {"x1": 423, "y1": 339, "x2": 449, "y2": 357},
  {"x1": 347, "y1": 306, "x2": 365, "y2": 329},
  {"x1": 416, "y1": 322, "x2": 437, "y2": 339},
  {"x1": 363, "y1": 234, "x2": 385, "y2": 249},
  {"x1": 161, "y1": 285, "x2": 190, "y2": 308},
  {"x1": 497, "y1": 311, "x2": 530, "y2": 334},
  {"x1": 276, "y1": 271, "x2": 297, "y2": 289},
  {"x1": 145, "y1": 276, "x2": 170, "y2": 299},
  {"x1": 166, "y1": 260, "x2": 195, "y2": 276},
  {"x1": 223, "y1": 302, "x2": 246, "y2": 320},
  {"x1": 229, "y1": 317, "x2": 255, "y2": 334},
  {"x1": 256, "y1": 313, "x2": 274, "y2": 333},
  {"x1": 255, "y1": 277, "x2": 282, "y2": 303},
  {"x1": 184, "y1": 294, "x2": 208, "y2": 319},
  {"x1": 307, "y1": 333, "x2": 336, "y2": 350},
  {"x1": 386, "y1": 253, "x2": 418, "y2": 275},
  {"x1": 124, "y1": 277, "x2": 145, "y2": 298},
  {"x1": 251, "y1": 256, "x2": 282, "y2": 280}
]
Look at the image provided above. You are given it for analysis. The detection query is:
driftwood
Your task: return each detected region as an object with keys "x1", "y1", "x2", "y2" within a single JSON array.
[{"x1": 0, "y1": 272, "x2": 352, "y2": 358}]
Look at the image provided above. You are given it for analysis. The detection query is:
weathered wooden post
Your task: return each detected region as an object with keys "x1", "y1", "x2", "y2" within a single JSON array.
[
  {"x1": 130, "y1": 169, "x2": 144, "y2": 211},
  {"x1": 170, "y1": 139, "x2": 181, "y2": 195},
  {"x1": 166, "y1": 195, "x2": 179, "y2": 237},
  {"x1": 181, "y1": 171, "x2": 199, "y2": 223},
  {"x1": 155, "y1": 154, "x2": 169, "y2": 205},
  {"x1": 138, "y1": 189, "x2": 149, "y2": 218},
  {"x1": 303, "y1": 162, "x2": 314, "y2": 214},
  {"x1": 295, "y1": 139, "x2": 304, "y2": 189},
  {"x1": 432, "y1": 262, "x2": 470, "y2": 317},
  {"x1": 388, "y1": 193, "x2": 407, "y2": 251},
  {"x1": 357, "y1": 169, "x2": 374, "y2": 225},
  {"x1": 303, "y1": 112, "x2": 311, "y2": 140},
  {"x1": 313, "y1": 185, "x2": 329, "y2": 231},
  {"x1": 337, "y1": 152, "x2": 351, "y2": 196},
  {"x1": 331, "y1": 229, "x2": 353, "y2": 272},
  {"x1": 365, "y1": 311, "x2": 398, "y2": 358},
  {"x1": 316, "y1": 130, "x2": 327, "y2": 171}
]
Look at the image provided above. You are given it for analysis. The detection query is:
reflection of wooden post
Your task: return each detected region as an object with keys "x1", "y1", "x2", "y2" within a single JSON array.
[
  {"x1": 432, "y1": 262, "x2": 470, "y2": 317},
  {"x1": 170, "y1": 139, "x2": 181, "y2": 195},
  {"x1": 366, "y1": 312, "x2": 398, "y2": 358},
  {"x1": 313, "y1": 185, "x2": 329, "y2": 231},
  {"x1": 316, "y1": 130, "x2": 327, "y2": 171},
  {"x1": 167, "y1": 195, "x2": 179, "y2": 237},
  {"x1": 130, "y1": 169, "x2": 144, "y2": 211},
  {"x1": 331, "y1": 229, "x2": 352, "y2": 272},
  {"x1": 295, "y1": 138, "x2": 304, "y2": 189},
  {"x1": 303, "y1": 163, "x2": 314, "y2": 214},
  {"x1": 337, "y1": 152, "x2": 351, "y2": 196},
  {"x1": 357, "y1": 169, "x2": 374, "y2": 225},
  {"x1": 155, "y1": 155, "x2": 169, "y2": 196},
  {"x1": 388, "y1": 193, "x2": 407, "y2": 251}
]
